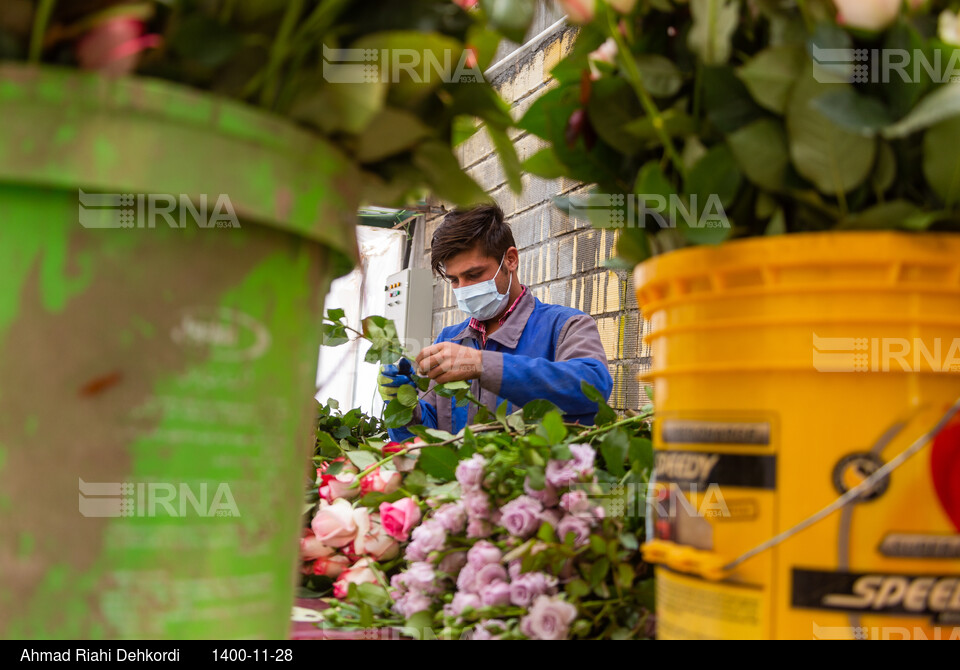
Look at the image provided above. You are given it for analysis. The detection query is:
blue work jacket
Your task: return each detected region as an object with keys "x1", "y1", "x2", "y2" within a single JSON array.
[{"x1": 388, "y1": 288, "x2": 613, "y2": 442}]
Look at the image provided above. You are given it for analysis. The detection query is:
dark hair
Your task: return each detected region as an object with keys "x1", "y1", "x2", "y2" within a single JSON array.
[{"x1": 430, "y1": 204, "x2": 514, "y2": 278}]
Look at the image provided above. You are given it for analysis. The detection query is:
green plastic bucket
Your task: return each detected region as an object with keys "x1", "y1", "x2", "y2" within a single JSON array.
[{"x1": 0, "y1": 64, "x2": 359, "y2": 639}]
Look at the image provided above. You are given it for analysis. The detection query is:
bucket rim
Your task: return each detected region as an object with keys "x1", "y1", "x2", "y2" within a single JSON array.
[
  {"x1": 0, "y1": 62, "x2": 359, "y2": 267},
  {"x1": 634, "y1": 230, "x2": 960, "y2": 302}
]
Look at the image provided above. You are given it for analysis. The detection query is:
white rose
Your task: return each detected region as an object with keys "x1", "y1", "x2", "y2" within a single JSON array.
[{"x1": 833, "y1": 0, "x2": 902, "y2": 31}]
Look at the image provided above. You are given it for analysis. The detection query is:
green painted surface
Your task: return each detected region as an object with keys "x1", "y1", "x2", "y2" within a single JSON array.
[{"x1": 0, "y1": 66, "x2": 356, "y2": 639}]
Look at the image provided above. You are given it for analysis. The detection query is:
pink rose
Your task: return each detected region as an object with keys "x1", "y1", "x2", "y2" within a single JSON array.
[
  {"x1": 313, "y1": 554, "x2": 351, "y2": 579},
  {"x1": 332, "y1": 558, "x2": 379, "y2": 599},
  {"x1": 456, "y1": 454, "x2": 487, "y2": 491},
  {"x1": 76, "y1": 17, "x2": 162, "y2": 76},
  {"x1": 319, "y1": 472, "x2": 360, "y2": 503},
  {"x1": 357, "y1": 518, "x2": 400, "y2": 561},
  {"x1": 361, "y1": 467, "x2": 402, "y2": 495},
  {"x1": 380, "y1": 498, "x2": 422, "y2": 541},
  {"x1": 607, "y1": 0, "x2": 636, "y2": 12},
  {"x1": 311, "y1": 499, "x2": 366, "y2": 548},
  {"x1": 557, "y1": 0, "x2": 596, "y2": 24},
  {"x1": 446, "y1": 592, "x2": 482, "y2": 617},
  {"x1": 833, "y1": 0, "x2": 901, "y2": 31},
  {"x1": 520, "y1": 596, "x2": 578, "y2": 640},
  {"x1": 467, "y1": 518, "x2": 494, "y2": 539}
]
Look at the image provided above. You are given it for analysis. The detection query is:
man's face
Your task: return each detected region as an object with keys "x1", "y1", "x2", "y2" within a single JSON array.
[{"x1": 443, "y1": 245, "x2": 514, "y2": 292}]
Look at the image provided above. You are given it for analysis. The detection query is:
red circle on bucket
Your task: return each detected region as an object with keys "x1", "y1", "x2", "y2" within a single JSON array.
[{"x1": 931, "y1": 417, "x2": 960, "y2": 532}]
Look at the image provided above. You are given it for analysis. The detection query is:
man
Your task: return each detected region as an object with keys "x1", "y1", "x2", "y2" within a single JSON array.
[{"x1": 379, "y1": 204, "x2": 613, "y2": 442}]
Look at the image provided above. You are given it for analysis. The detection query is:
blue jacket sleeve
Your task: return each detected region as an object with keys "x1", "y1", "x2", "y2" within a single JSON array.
[{"x1": 477, "y1": 314, "x2": 613, "y2": 420}]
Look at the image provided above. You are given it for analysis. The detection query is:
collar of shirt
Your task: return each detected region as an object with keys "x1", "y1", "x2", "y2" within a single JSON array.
[{"x1": 469, "y1": 285, "x2": 528, "y2": 347}]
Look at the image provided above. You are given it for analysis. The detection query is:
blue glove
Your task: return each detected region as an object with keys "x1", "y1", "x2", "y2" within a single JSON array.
[{"x1": 378, "y1": 358, "x2": 419, "y2": 402}]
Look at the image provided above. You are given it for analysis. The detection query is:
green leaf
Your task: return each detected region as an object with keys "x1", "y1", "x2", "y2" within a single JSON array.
[
  {"x1": 613, "y1": 229, "x2": 652, "y2": 267},
  {"x1": 413, "y1": 141, "x2": 490, "y2": 206},
  {"x1": 765, "y1": 208, "x2": 787, "y2": 235},
  {"x1": 786, "y1": 75, "x2": 877, "y2": 196},
  {"x1": 356, "y1": 583, "x2": 391, "y2": 610},
  {"x1": 417, "y1": 446, "x2": 460, "y2": 481},
  {"x1": 416, "y1": 375, "x2": 431, "y2": 392},
  {"x1": 397, "y1": 384, "x2": 420, "y2": 408},
  {"x1": 688, "y1": 0, "x2": 740, "y2": 66},
  {"x1": 402, "y1": 470, "x2": 427, "y2": 495},
  {"x1": 923, "y1": 117, "x2": 960, "y2": 208},
  {"x1": 617, "y1": 563, "x2": 636, "y2": 589},
  {"x1": 425, "y1": 428, "x2": 457, "y2": 442},
  {"x1": 506, "y1": 413, "x2": 526, "y2": 432},
  {"x1": 551, "y1": 443, "x2": 573, "y2": 460},
  {"x1": 588, "y1": 77, "x2": 645, "y2": 156},
  {"x1": 169, "y1": 15, "x2": 242, "y2": 68},
  {"x1": 405, "y1": 610, "x2": 434, "y2": 635},
  {"x1": 408, "y1": 425, "x2": 442, "y2": 443},
  {"x1": 539, "y1": 411, "x2": 568, "y2": 445},
  {"x1": 628, "y1": 437, "x2": 654, "y2": 471},
  {"x1": 635, "y1": 55, "x2": 684, "y2": 98},
  {"x1": 589, "y1": 558, "x2": 611, "y2": 587},
  {"x1": 316, "y1": 432, "x2": 341, "y2": 457},
  {"x1": 682, "y1": 145, "x2": 740, "y2": 244},
  {"x1": 736, "y1": 45, "x2": 805, "y2": 114},
  {"x1": 808, "y1": 22, "x2": 853, "y2": 85},
  {"x1": 320, "y1": 323, "x2": 349, "y2": 347},
  {"x1": 356, "y1": 108, "x2": 431, "y2": 163},
  {"x1": 880, "y1": 21, "x2": 931, "y2": 121},
  {"x1": 811, "y1": 89, "x2": 894, "y2": 137},
  {"x1": 360, "y1": 490, "x2": 406, "y2": 507},
  {"x1": 686, "y1": 144, "x2": 743, "y2": 207},
  {"x1": 623, "y1": 109, "x2": 697, "y2": 142},
  {"x1": 523, "y1": 399, "x2": 563, "y2": 423},
  {"x1": 727, "y1": 119, "x2": 790, "y2": 192},
  {"x1": 346, "y1": 450, "x2": 379, "y2": 470},
  {"x1": 495, "y1": 400, "x2": 509, "y2": 428},
  {"x1": 354, "y1": 31, "x2": 464, "y2": 102},
  {"x1": 619, "y1": 532, "x2": 639, "y2": 551},
  {"x1": 580, "y1": 381, "x2": 616, "y2": 427},
  {"x1": 487, "y1": 125, "x2": 523, "y2": 193},
  {"x1": 481, "y1": 0, "x2": 536, "y2": 43},
  {"x1": 872, "y1": 141, "x2": 897, "y2": 195},
  {"x1": 326, "y1": 308, "x2": 346, "y2": 322},
  {"x1": 516, "y1": 83, "x2": 623, "y2": 186},
  {"x1": 565, "y1": 579, "x2": 591, "y2": 599},
  {"x1": 293, "y1": 81, "x2": 387, "y2": 135},
  {"x1": 383, "y1": 399, "x2": 414, "y2": 429},
  {"x1": 452, "y1": 116, "x2": 480, "y2": 147},
  {"x1": 537, "y1": 522, "x2": 557, "y2": 543},
  {"x1": 837, "y1": 201, "x2": 922, "y2": 230},
  {"x1": 526, "y1": 466, "x2": 546, "y2": 491},
  {"x1": 434, "y1": 380, "x2": 471, "y2": 395},
  {"x1": 600, "y1": 428, "x2": 630, "y2": 478},
  {"x1": 702, "y1": 66, "x2": 765, "y2": 134},
  {"x1": 522, "y1": 148, "x2": 570, "y2": 179}
]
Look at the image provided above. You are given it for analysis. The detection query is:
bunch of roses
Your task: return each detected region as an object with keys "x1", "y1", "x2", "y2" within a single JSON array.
[
  {"x1": 387, "y1": 445, "x2": 603, "y2": 640},
  {"x1": 300, "y1": 443, "x2": 422, "y2": 599}
]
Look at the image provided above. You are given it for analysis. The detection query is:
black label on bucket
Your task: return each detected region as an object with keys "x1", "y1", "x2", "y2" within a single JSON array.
[
  {"x1": 662, "y1": 420, "x2": 771, "y2": 446},
  {"x1": 793, "y1": 568, "x2": 960, "y2": 623},
  {"x1": 655, "y1": 451, "x2": 777, "y2": 490}
]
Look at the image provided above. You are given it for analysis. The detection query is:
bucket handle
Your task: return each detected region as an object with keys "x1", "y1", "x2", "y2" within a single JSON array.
[{"x1": 641, "y1": 395, "x2": 960, "y2": 582}]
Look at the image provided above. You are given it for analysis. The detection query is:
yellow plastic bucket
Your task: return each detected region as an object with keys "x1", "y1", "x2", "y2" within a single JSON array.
[{"x1": 634, "y1": 232, "x2": 960, "y2": 640}]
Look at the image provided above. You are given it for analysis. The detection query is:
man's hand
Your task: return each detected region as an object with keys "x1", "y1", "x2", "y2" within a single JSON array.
[
  {"x1": 377, "y1": 358, "x2": 419, "y2": 402},
  {"x1": 415, "y1": 342, "x2": 482, "y2": 384}
]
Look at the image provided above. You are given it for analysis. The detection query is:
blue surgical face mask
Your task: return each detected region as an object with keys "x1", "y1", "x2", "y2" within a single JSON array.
[{"x1": 452, "y1": 254, "x2": 513, "y2": 321}]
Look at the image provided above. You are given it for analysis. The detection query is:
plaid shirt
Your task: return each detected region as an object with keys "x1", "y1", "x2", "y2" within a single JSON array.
[{"x1": 469, "y1": 285, "x2": 528, "y2": 347}]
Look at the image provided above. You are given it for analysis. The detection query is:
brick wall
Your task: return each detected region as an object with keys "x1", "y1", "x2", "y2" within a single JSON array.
[{"x1": 411, "y1": 19, "x2": 652, "y2": 414}]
